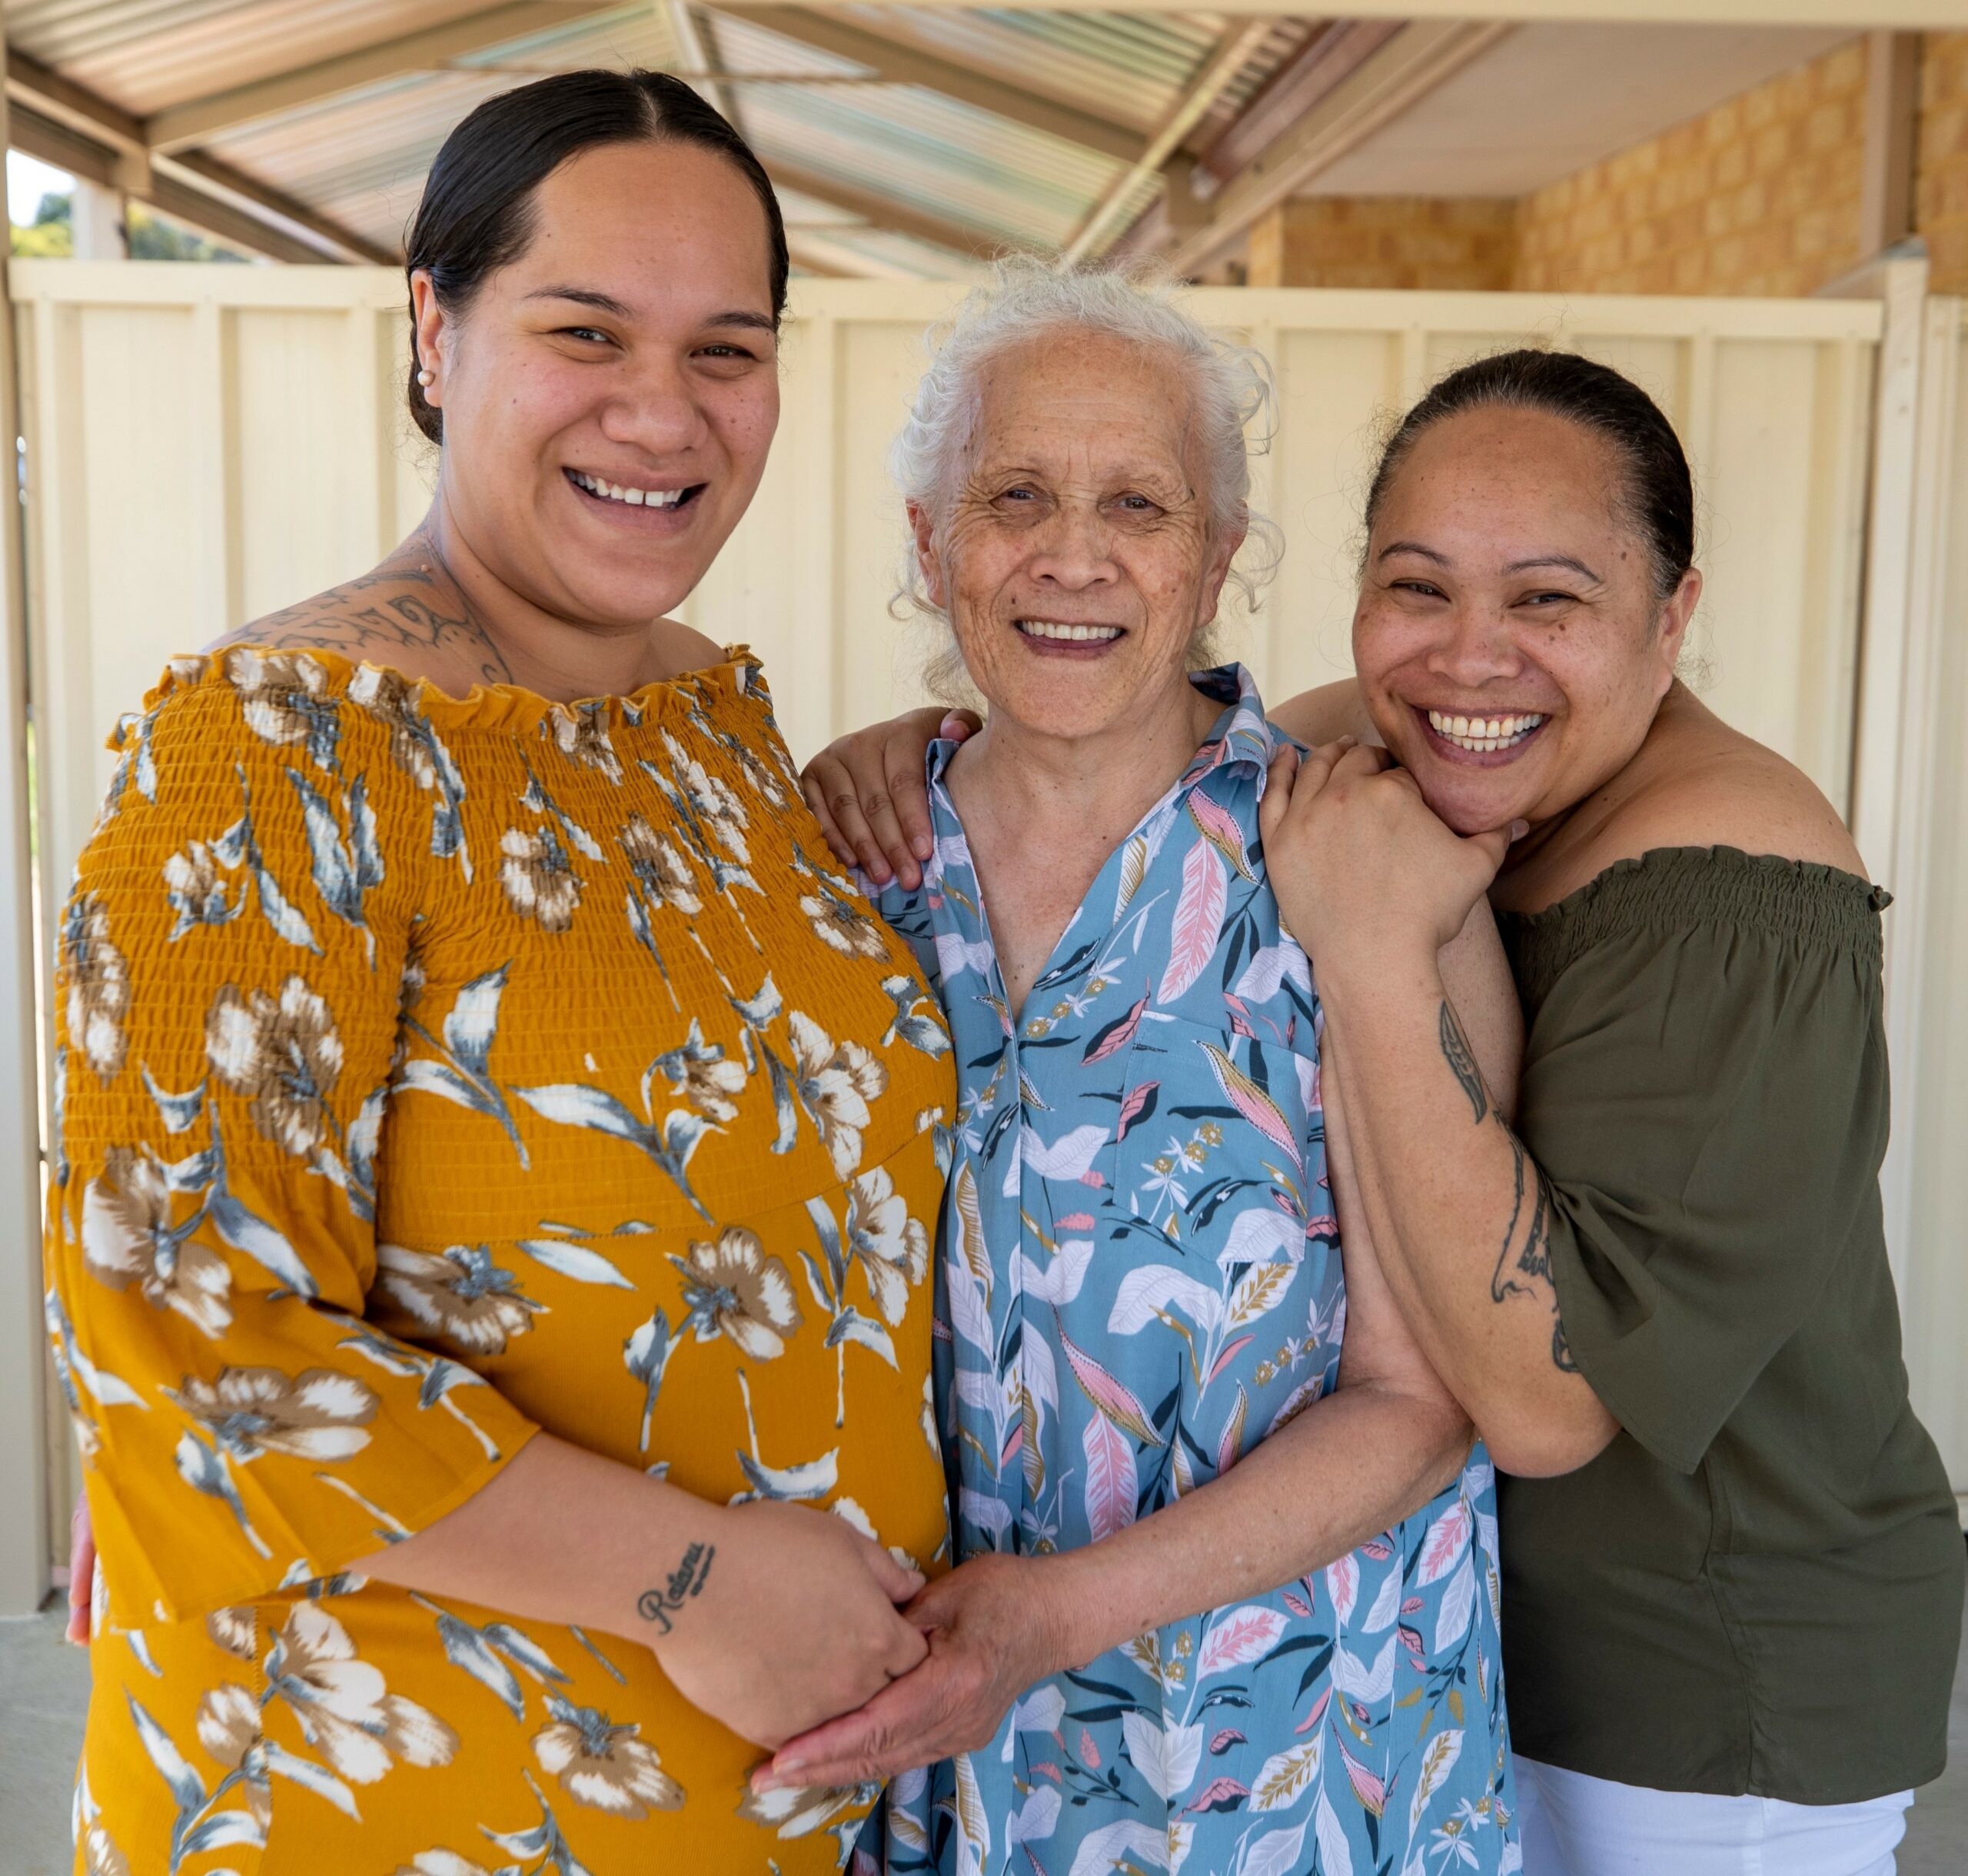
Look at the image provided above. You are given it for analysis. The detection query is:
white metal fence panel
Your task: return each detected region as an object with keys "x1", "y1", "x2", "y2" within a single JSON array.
[
  {"x1": 1877, "y1": 297, "x2": 1968, "y2": 1504},
  {"x1": 17, "y1": 266, "x2": 1883, "y2": 881},
  {"x1": 686, "y1": 283, "x2": 1883, "y2": 807},
  {"x1": 13, "y1": 262, "x2": 1919, "y2": 1562}
]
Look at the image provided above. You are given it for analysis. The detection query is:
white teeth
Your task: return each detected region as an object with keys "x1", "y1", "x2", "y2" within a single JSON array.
[
  {"x1": 1019, "y1": 619, "x2": 1123, "y2": 643},
  {"x1": 1426, "y1": 708, "x2": 1546, "y2": 753},
  {"x1": 573, "y1": 471, "x2": 685, "y2": 508}
]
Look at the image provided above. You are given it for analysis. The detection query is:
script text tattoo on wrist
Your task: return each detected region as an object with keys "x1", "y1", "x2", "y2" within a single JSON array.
[
  {"x1": 638, "y1": 1541, "x2": 716, "y2": 1635},
  {"x1": 1438, "y1": 1000, "x2": 1578, "y2": 1375}
]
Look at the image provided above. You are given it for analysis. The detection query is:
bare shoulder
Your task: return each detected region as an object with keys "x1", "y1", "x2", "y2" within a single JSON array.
[
  {"x1": 207, "y1": 564, "x2": 512, "y2": 694},
  {"x1": 1268, "y1": 677, "x2": 1375, "y2": 748},
  {"x1": 653, "y1": 618, "x2": 729, "y2": 675},
  {"x1": 1589, "y1": 694, "x2": 1864, "y2": 880}
]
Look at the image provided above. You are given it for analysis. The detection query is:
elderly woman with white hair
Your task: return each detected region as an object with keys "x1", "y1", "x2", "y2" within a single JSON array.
[{"x1": 750, "y1": 260, "x2": 1522, "y2": 1875}]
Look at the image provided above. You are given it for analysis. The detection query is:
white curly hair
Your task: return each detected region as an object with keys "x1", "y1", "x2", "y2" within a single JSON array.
[{"x1": 889, "y1": 255, "x2": 1282, "y2": 640}]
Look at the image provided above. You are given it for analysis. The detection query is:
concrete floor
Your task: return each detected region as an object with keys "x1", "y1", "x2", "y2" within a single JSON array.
[{"x1": 4, "y1": 1585, "x2": 1966, "y2": 1874}]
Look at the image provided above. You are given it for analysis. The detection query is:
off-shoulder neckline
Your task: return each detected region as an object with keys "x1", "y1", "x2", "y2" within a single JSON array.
[
  {"x1": 1498, "y1": 843, "x2": 1885, "y2": 933},
  {"x1": 135, "y1": 641, "x2": 761, "y2": 734}
]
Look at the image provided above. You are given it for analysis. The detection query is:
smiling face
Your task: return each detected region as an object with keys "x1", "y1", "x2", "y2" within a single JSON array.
[
  {"x1": 913, "y1": 329, "x2": 1241, "y2": 744},
  {"x1": 1351, "y1": 403, "x2": 1700, "y2": 836},
  {"x1": 413, "y1": 138, "x2": 780, "y2": 630}
]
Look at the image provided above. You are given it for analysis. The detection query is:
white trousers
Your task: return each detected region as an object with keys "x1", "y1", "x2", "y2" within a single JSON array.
[{"x1": 1514, "y1": 1755, "x2": 1913, "y2": 1876}]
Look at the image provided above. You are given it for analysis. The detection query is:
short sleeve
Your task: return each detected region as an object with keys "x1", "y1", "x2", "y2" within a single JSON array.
[
  {"x1": 44, "y1": 661, "x2": 537, "y2": 1625},
  {"x1": 1517, "y1": 894, "x2": 1889, "y2": 1475}
]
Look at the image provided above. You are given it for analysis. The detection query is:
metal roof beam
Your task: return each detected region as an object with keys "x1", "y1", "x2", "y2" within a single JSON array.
[
  {"x1": 708, "y1": 1, "x2": 1968, "y2": 26},
  {"x1": 5, "y1": 51, "x2": 390, "y2": 264},
  {"x1": 1167, "y1": 19, "x2": 1514, "y2": 277},
  {"x1": 163, "y1": 152, "x2": 397, "y2": 264},
  {"x1": 146, "y1": 1, "x2": 625, "y2": 152},
  {"x1": 143, "y1": 174, "x2": 351, "y2": 265},
  {"x1": 766, "y1": 161, "x2": 995, "y2": 260},
  {"x1": 1064, "y1": 18, "x2": 1273, "y2": 263},
  {"x1": 725, "y1": 8, "x2": 1142, "y2": 161}
]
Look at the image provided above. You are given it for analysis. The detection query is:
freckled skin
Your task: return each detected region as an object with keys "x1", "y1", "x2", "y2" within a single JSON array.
[
  {"x1": 420, "y1": 139, "x2": 780, "y2": 635},
  {"x1": 906, "y1": 330, "x2": 1241, "y2": 1014},
  {"x1": 216, "y1": 139, "x2": 780, "y2": 702},
  {"x1": 912, "y1": 331, "x2": 1237, "y2": 750},
  {"x1": 1352, "y1": 405, "x2": 1700, "y2": 842}
]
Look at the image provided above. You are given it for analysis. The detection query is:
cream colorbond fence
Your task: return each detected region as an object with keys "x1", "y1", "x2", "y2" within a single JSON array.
[
  {"x1": 15, "y1": 265, "x2": 1884, "y2": 881},
  {"x1": 16, "y1": 263, "x2": 1962, "y2": 1593}
]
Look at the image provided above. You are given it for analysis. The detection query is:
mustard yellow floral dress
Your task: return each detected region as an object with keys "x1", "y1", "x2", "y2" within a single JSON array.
[{"x1": 45, "y1": 645, "x2": 954, "y2": 1876}]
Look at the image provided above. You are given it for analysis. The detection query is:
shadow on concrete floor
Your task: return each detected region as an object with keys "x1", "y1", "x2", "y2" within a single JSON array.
[{"x1": 4, "y1": 1578, "x2": 1965, "y2": 1872}]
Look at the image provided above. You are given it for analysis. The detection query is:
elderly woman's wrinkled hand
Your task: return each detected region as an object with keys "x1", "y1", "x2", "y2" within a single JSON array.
[
  {"x1": 750, "y1": 1552, "x2": 1065, "y2": 1791},
  {"x1": 1259, "y1": 740, "x2": 1521, "y2": 976}
]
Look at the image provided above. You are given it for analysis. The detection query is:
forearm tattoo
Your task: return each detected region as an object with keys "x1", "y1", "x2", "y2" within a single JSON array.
[
  {"x1": 1440, "y1": 1000, "x2": 1488, "y2": 1124},
  {"x1": 1438, "y1": 1000, "x2": 1578, "y2": 1374},
  {"x1": 637, "y1": 1541, "x2": 716, "y2": 1635}
]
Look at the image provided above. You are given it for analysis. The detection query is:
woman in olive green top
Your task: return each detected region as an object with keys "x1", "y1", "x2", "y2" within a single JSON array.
[
  {"x1": 1253, "y1": 352, "x2": 1962, "y2": 1874},
  {"x1": 807, "y1": 349, "x2": 1961, "y2": 1874}
]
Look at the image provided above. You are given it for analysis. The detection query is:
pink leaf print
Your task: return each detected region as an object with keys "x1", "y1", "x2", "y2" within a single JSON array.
[
  {"x1": 1399, "y1": 1622, "x2": 1427, "y2": 1665},
  {"x1": 1401, "y1": 1596, "x2": 1424, "y2": 1617},
  {"x1": 1282, "y1": 1590, "x2": 1311, "y2": 1619},
  {"x1": 1082, "y1": 1409, "x2": 1139, "y2": 1542},
  {"x1": 1082, "y1": 988, "x2": 1151, "y2": 1066},
  {"x1": 1158, "y1": 839, "x2": 1226, "y2": 1005},
  {"x1": 1361, "y1": 1538, "x2": 1395, "y2": 1562},
  {"x1": 1206, "y1": 1334, "x2": 1255, "y2": 1385},
  {"x1": 1188, "y1": 791, "x2": 1256, "y2": 880},
  {"x1": 1338, "y1": 1738, "x2": 1388, "y2": 1818},
  {"x1": 1197, "y1": 1605, "x2": 1288, "y2": 1679},
  {"x1": 1034, "y1": 1762, "x2": 1062, "y2": 1784},
  {"x1": 1114, "y1": 1079, "x2": 1160, "y2": 1145},
  {"x1": 1199, "y1": 1041, "x2": 1302, "y2": 1171},
  {"x1": 1209, "y1": 1728, "x2": 1248, "y2": 1755},
  {"x1": 1295, "y1": 1686, "x2": 1332, "y2": 1735},
  {"x1": 1185, "y1": 1777, "x2": 1251, "y2": 1814},
  {"x1": 1079, "y1": 1728, "x2": 1102, "y2": 1770},
  {"x1": 1217, "y1": 1382, "x2": 1248, "y2": 1477},
  {"x1": 1325, "y1": 1554, "x2": 1358, "y2": 1628},
  {"x1": 1056, "y1": 1212, "x2": 1095, "y2": 1232},
  {"x1": 1061, "y1": 1325, "x2": 1161, "y2": 1443},
  {"x1": 1418, "y1": 1499, "x2": 1471, "y2": 1585}
]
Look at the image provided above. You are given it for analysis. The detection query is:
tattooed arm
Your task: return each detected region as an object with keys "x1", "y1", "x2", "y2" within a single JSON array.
[
  {"x1": 358, "y1": 1431, "x2": 929, "y2": 1748},
  {"x1": 210, "y1": 527, "x2": 517, "y2": 689},
  {"x1": 1259, "y1": 743, "x2": 1619, "y2": 1478}
]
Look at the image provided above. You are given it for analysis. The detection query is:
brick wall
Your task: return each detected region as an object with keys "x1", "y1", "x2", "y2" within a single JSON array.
[
  {"x1": 1240, "y1": 35, "x2": 1968, "y2": 301},
  {"x1": 1512, "y1": 38, "x2": 1870, "y2": 298},
  {"x1": 1918, "y1": 32, "x2": 1968, "y2": 293},
  {"x1": 1246, "y1": 197, "x2": 1518, "y2": 291}
]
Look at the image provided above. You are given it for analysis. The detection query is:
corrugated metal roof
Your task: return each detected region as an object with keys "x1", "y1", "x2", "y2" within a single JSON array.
[
  {"x1": 5, "y1": 0, "x2": 1294, "y2": 273},
  {"x1": 831, "y1": 8, "x2": 1227, "y2": 132},
  {"x1": 11, "y1": 0, "x2": 492, "y2": 115}
]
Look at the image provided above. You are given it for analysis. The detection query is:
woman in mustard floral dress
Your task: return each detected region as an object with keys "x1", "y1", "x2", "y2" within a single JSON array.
[{"x1": 48, "y1": 73, "x2": 952, "y2": 1875}]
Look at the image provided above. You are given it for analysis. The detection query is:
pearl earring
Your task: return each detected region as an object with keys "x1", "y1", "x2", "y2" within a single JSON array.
[{"x1": 417, "y1": 368, "x2": 435, "y2": 388}]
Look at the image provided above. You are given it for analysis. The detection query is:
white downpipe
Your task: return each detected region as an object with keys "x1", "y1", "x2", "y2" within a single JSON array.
[{"x1": 0, "y1": 18, "x2": 54, "y2": 1618}]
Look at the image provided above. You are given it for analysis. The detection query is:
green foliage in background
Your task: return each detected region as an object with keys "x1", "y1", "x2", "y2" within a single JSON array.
[{"x1": 10, "y1": 190, "x2": 248, "y2": 263}]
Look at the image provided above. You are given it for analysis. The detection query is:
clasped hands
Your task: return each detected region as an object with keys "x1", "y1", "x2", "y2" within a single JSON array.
[
  {"x1": 1257, "y1": 739, "x2": 1524, "y2": 970},
  {"x1": 749, "y1": 1551, "x2": 1066, "y2": 1795}
]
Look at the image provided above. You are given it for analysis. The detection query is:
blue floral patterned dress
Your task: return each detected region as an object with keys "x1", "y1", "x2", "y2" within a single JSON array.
[{"x1": 863, "y1": 666, "x2": 1515, "y2": 1876}]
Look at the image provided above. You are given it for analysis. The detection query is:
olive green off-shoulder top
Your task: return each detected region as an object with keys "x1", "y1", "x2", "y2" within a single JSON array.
[{"x1": 1495, "y1": 845, "x2": 1963, "y2": 1804}]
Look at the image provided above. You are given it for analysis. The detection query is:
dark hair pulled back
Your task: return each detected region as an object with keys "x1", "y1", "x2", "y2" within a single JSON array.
[
  {"x1": 1364, "y1": 348, "x2": 1695, "y2": 600},
  {"x1": 404, "y1": 68, "x2": 789, "y2": 444}
]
